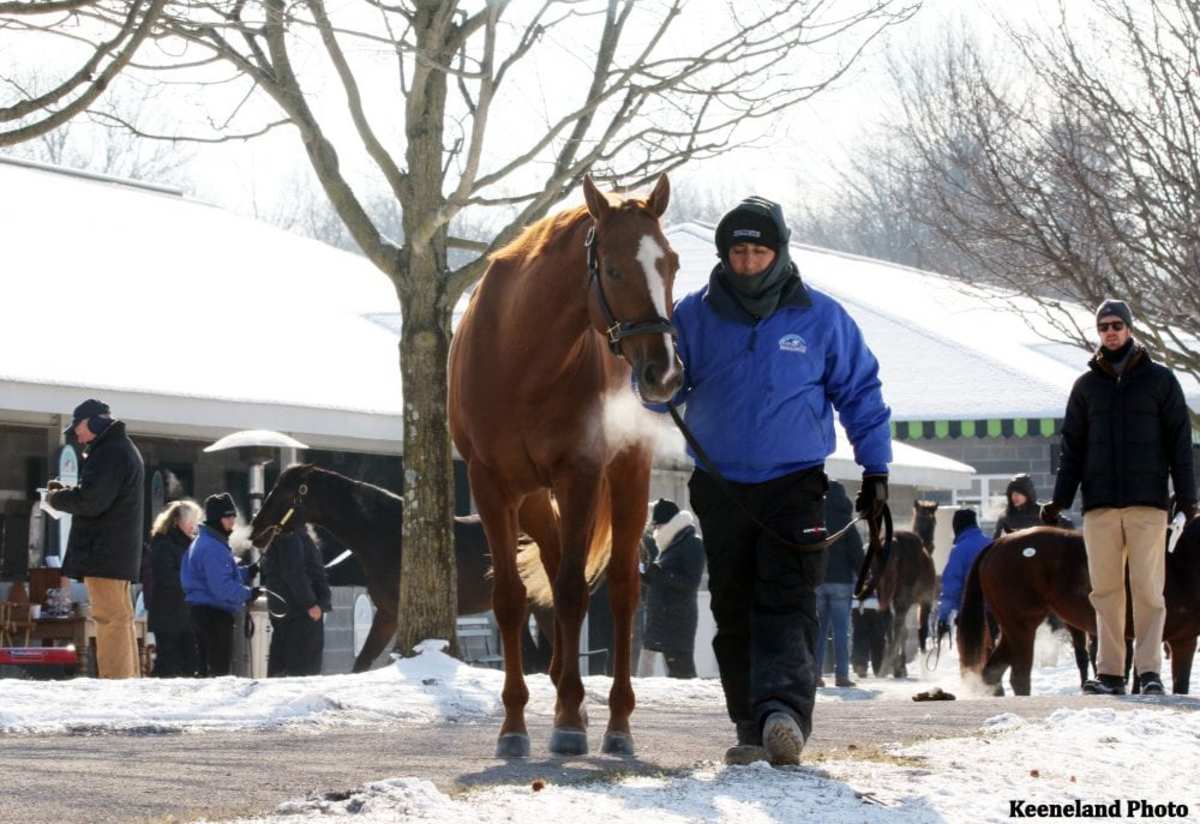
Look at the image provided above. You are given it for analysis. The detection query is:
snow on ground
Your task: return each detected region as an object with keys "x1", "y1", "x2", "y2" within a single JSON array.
[
  {"x1": 231, "y1": 706, "x2": 1200, "y2": 824},
  {"x1": 1, "y1": 630, "x2": 1196, "y2": 734},
  {"x1": 4, "y1": 633, "x2": 1198, "y2": 822}
]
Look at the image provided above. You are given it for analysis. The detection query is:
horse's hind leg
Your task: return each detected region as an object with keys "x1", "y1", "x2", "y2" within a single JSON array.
[
  {"x1": 1169, "y1": 638, "x2": 1194, "y2": 694},
  {"x1": 518, "y1": 490, "x2": 562, "y2": 683},
  {"x1": 890, "y1": 605, "x2": 911, "y2": 678},
  {"x1": 981, "y1": 634, "x2": 1014, "y2": 695},
  {"x1": 1068, "y1": 626, "x2": 1090, "y2": 688},
  {"x1": 469, "y1": 463, "x2": 529, "y2": 757},
  {"x1": 353, "y1": 609, "x2": 397, "y2": 673},
  {"x1": 600, "y1": 451, "x2": 650, "y2": 756}
]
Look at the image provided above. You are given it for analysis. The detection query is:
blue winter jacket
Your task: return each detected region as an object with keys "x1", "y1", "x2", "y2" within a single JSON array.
[
  {"x1": 181, "y1": 524, "x2": 252, "y2": 614},
  {"x1": 937, "y1": 526, "x2": 991, "y2": 622},
  {"x1": 655, "y1": 277, "x2": 892, "y2": 483}
]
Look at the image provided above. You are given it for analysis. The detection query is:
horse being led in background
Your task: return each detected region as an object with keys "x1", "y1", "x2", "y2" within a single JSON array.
[
  {"x1": 874, "y1": 500, "x2": 938, "y2": 678},
  {"x1": 449, "y1": 175, "x2": 680, "y2": 758},
  {"x1": 248, "y1": 465, "x2": 562, "y2": 674},
  {"x1": 957, "y1": 524, "x2": 1200, "y2": 695}
]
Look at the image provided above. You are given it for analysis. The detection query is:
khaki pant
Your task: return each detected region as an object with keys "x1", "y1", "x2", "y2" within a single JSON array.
[
  {"x1": 1081, "y1": 507, "x2": 1167, "y2": 678},
  {"x1": 85, "y1": 577, "x2": 140, "y2": 679}
]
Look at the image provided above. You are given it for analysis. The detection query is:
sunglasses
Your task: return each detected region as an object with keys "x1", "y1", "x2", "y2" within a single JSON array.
[{"x1": 1097, "y1": 321, "x2": 1126, "y2": 332}]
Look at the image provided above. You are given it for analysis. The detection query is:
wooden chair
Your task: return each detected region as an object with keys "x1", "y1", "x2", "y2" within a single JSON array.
[{"x1": 1, "y1": 602, "x2": 33, "y2": 647}]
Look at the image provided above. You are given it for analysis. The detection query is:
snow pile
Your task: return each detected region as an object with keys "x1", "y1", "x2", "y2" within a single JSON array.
[
  {"x1": 2, "y1": 634, "x2": 1194, "y2": 734},
  {"x1": 230, "y1": 708, "x2": 1200, "y2": 824}
]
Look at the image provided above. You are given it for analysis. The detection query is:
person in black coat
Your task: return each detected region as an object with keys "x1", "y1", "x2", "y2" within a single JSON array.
[
  {"x1": 993, "y1": 474, "x2": 1073, "y2": 536},
  {"x1": 263, "y1": 520, "x2": 332, "y2": 677},
  {"x1": 1042, "y1": 299, "x2": 1196, "y2": 696},
  {"x1": 147, "y1": 500, "x2": 203, "y2": 677},
  {"x1": 641, "y1": 498, "x2": 706, "y2": 679},
  {"x1": 814, "y1": 480, "x2": 865, "y2": 687},
  {"x1": 48, "y1": 399, "x2": 145, "y2": 679}
]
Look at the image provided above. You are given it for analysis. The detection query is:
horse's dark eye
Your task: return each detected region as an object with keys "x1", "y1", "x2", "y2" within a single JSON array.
[{"x1": 606, "y1": 266, "x2": 622, "y2": 279}]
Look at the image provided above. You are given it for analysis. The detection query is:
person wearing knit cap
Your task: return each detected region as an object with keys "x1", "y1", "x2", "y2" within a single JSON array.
[
  {"x1": 639, "y1": 498, "x2": 705, "y2": 680},
  {"x1": 182, "y1": 491, "x2": 259, "y2": 676},
  {"x1": 1042, "y1": 297, "x2": 1195, "y2": 697},
  {"x1": 47, "y1": 398, "x2": 145, "y2": 679},
  {"x1": 935, "y1": 509, "x2": 990, "y2": 640},
  {"x1": 640, "y1": 196, "x2": 892, "y2": 766}
]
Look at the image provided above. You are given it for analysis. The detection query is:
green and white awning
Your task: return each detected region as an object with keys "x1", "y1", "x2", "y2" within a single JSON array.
[{"x1": 892, "y1": 418, "x2": 1062, "y2": 441}]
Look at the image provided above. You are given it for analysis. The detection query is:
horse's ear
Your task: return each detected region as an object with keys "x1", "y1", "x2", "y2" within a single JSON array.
[
  {"x1": 583, "y1": 175, "x2": 612, "y2": 221},
  {"x1": 646, "y1": 174, "x2": 670, "y2": 218}
]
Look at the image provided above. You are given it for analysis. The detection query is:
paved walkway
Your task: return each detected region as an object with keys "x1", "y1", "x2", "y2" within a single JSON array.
[{"x1": 0, "y1": 694, "x2": 1194, "y2": 823}]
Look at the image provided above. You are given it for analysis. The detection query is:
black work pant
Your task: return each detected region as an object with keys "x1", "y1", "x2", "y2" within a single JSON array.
[
  {"x1": 663, "y1": 651, "x2": 697, "y2": 679},
  {"x1": 268, "y1": 614, "x2": 325, "y2": 677},
  {"x1": 689, "y1": 466, "x2": 827, "y2": 741},
  {"x1": 152, "y1": 628, "x2": 201, "y2": 678},
  {"x1": 190, "y1": 605, "x2": 235, "y2": 677}
]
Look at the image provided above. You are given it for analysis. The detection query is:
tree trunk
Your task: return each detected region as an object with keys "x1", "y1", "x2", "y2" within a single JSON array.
[{"x1": 393, "y1": 268, "x2": 458, "y2": 657}]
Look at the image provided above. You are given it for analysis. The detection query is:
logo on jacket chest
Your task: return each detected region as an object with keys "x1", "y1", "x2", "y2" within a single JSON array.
[{"x1": 778, "y1": 334, "x2": 807, "y2": 354}]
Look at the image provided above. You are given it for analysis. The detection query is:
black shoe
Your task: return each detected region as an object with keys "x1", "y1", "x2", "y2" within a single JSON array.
[
  {"x1": 1083, "y1": 675, "x2": 1126, "y2": 695},
  {"x1": 724, "y1": 720, "x2": 767, "y2": 765},
  {"x1": 815, "y1": 677, "x2": 826, "y2": 688},
  {"x1": 1138, "y1": 672, "x2": 1165, "y2": 696},
  {"x1": 835, "y1": 677, "x2": 857, "y2": 688},
  {"x1": 762, "y1": 712, "x2": 805, "y2": 766}
]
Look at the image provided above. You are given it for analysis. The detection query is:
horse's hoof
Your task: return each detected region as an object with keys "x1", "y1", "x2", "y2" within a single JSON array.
[
  {"x1": 601, "y1": 731, "x2": 635, "y2": 757},
  {"x1": 549, "y1": 727, "x2": 588, "y2": 756},
  {"x1": 495, "y1": 733, "x2": 531, "y2": 758}
]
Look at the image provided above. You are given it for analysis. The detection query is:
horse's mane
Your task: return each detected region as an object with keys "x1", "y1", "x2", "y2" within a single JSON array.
[
  {"x1": 490, "y1": 206, "x2": 592, "y2": 268},
  {"x1": 300, "y1": 465, "x2": 403, "y2": 524}
]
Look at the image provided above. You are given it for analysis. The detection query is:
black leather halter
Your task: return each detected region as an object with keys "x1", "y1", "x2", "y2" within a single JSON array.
[{"x1": 586, "y1": 224, "x2": 674, "y2": 356}]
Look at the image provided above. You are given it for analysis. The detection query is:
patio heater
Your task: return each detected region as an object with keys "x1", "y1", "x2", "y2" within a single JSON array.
[{"x1": 202, "y1": 429, "x2": 309, "y2": 679}]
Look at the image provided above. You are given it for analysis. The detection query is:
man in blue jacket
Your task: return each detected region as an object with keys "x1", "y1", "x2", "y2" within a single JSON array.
[
  {"x1": 936, "y1": 509, "x2": 991, "y2": 637},
  {"x1": 182, "y1": 493, "x2": 258, "y2": 676},
  {"x1": 648, "y1": 197, "x2": 891, "y2": 766}
]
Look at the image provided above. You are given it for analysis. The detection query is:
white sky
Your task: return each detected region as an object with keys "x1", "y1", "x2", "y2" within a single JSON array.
[{"x1": 1, "y1": 0, "x2": 1065, "y2": 226}]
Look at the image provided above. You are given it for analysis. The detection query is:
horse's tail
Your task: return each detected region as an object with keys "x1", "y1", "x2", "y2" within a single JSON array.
[
  {"x1": 956, "y1": 543, "x2": 992, "y2": 672},
  {"x1": 516, "y1": 486, "x2": 612, "y2": 608}
]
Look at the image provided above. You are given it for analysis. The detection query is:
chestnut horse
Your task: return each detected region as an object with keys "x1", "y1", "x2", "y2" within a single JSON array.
[
  {"x1": 958, "y1": 525, "x2": 1200, "y2": 695},
  {"x1": 875, "y1": 501, "x2": 938, "y2": 677},
  {"x1": 448, "y1": 175, "x2": 681, "y2": 758}
]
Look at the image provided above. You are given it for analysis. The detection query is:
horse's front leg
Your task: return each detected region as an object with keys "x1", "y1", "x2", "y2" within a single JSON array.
[
  {"x1": 547, "y1": 467, "x2": 605, "y2": 756},
  {"x1": 601, "y1": 451, "x2": 650, "y2": 756},
  {"x1": 469, "y1": 463, "x2": 529, "y2": 758},
  {"x1": 353, "y1": 608, "x2": 397, "y2": 673}
]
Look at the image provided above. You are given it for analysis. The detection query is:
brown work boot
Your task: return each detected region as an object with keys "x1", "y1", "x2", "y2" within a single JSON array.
[
  {"x1": 762, "y1": 712, "x2": 805, "y2": 766},
  {"x1": 724, "y1": 720, "x2": 767, "y2": 766}
]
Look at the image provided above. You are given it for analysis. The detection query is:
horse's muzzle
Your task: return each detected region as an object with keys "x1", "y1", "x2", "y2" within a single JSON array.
[{"x1": 637, "y1": 356, "x2": 683, "y2": 403}]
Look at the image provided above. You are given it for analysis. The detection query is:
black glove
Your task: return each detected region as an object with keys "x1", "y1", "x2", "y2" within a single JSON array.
[
  {"x1": 241, "y1": 561, "x2": 261, "y2": 578},
  {"x1": 1040, "y1": 502, "x2": 1063, "y2": 526},
  {"x1": 855, "y1": 473, "x2": 888, "y2": 519},
  {"x1": 247, "y1": 586, "x2": 263, "y2": 602},
  {"x1": 1172, "y1": 500, "x2": 1197, "y2": 522},
  {"x1": 936, "y1": 619, "x2": 950, "y2": 642}
]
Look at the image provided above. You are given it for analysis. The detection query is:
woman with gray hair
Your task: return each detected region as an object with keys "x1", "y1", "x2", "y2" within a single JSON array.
[{"x1": 148, "y1": 500, "x2": 203, "y2": 677}]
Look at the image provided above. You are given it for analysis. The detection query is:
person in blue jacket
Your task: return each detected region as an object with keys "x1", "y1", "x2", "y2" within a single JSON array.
[
  {"x1": 936, "y1": 508, "x2": 991, "y2": 637},
  {"x1": 182, "y1": 493, "x2": 259, "y2": 676},
  {"x1": 645, "y1": 197, "x2": 892, "y2": 766}
]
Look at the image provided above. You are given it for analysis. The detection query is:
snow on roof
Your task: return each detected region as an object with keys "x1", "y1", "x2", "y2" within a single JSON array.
[
  {"x1": 665, "y1": 222, "x2": 1097, "y2": 420},
  {"x1": 0, "y1": 158, "x2": 405, "y2": 445}
]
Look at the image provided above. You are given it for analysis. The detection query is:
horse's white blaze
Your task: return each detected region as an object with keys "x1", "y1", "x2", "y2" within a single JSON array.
[{"x1": 637, "y1": 234, "x2": 679, "y2": 384}]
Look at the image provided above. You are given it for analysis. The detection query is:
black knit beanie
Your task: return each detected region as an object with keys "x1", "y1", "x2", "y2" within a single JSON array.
[
  {"x1": 952, "y1": 508, "x2": 977, "y2": 538},
  {"x1": 651, "y1": 498, "x2": 680, "y2": 526},
  {"x1": 1095, "y1": 299, "x2": 1133, "y2": 328},
  {"x1": 204, "y1": 492, "x2": 238, "y2": 528}
]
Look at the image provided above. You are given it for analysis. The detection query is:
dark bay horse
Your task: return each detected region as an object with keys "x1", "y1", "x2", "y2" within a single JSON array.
[
  {"x1": 449, "y1": 175, "x2": 680, "y2": 758},
  {"x1": 958, "y1": 524, "x2": 1200, "y2": 695},
  {"x1": 248, "y1": 464, "x2": 557, "y2": 673},
  {"x1": 875, "y1": 501, "x2": 938, "y2": 677}
]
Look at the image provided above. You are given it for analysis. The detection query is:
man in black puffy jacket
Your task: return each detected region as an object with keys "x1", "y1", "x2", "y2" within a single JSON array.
[
  {"x1": 48, "y1": 399, "x2": 145, "y2": 679},
  {"x1": 263, "y1": 519, "x2": 332, "y2": 676},
  {"x1": 1042, "y1": 299, "x2": 1196, "y2": 696}
]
